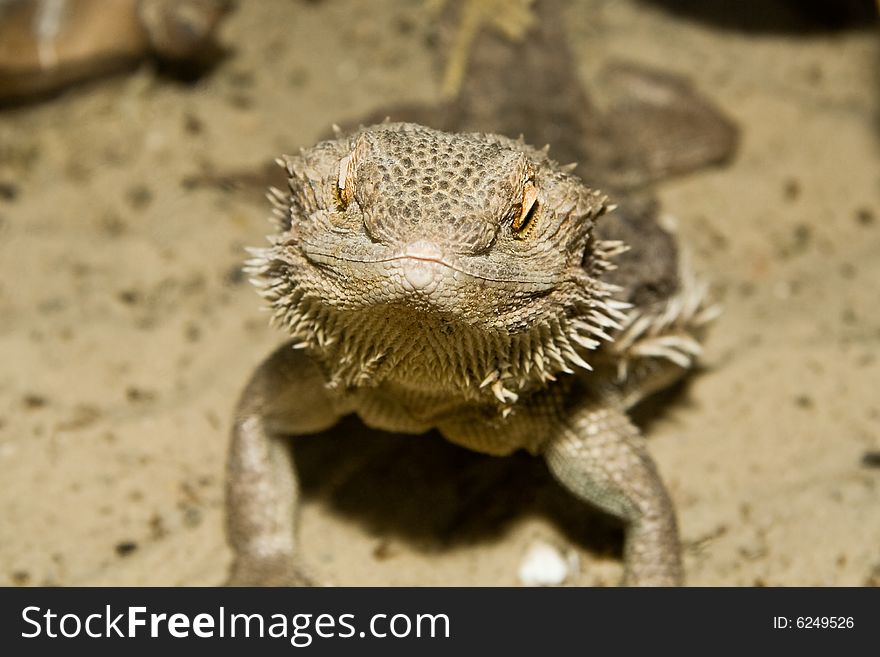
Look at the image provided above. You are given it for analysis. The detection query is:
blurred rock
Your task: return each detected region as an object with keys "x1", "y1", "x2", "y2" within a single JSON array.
[{"x1": 0, "y1": 0, "x2": 233, "y2": 103}]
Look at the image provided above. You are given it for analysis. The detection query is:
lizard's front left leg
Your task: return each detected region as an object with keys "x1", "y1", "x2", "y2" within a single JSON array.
[
  {"x1": 225, "y1": 342, "x2": 342, "y2": 586},
  {"x1": 543, "y1": 402, "x2": 683, "y2": 586}
]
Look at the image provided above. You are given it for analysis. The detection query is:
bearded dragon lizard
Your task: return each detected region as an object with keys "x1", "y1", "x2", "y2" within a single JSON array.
[
  {"x1": 224, "y1": 0, "x2": 736, "y2": 587},
  {"x1": 226, "y1": 120, "x2": 720, "y2": 586}
]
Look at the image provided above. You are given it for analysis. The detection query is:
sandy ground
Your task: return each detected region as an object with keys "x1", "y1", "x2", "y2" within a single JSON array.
[{"x1": 0, "y1": 0, "x2": 878, "y2": 587}]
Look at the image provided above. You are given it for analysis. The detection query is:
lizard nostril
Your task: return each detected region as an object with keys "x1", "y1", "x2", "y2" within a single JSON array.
[
  {"x1": 361, "y1": 213, "x2": 384, "y2": 243},
  {"x1": 453, "y1": 218, "x2": 498, "y2": 256}
]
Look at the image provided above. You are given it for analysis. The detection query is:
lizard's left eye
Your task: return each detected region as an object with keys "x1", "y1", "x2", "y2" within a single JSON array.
[{"x1": 512, "y1": 181, "x2": 540, "y2": 239}]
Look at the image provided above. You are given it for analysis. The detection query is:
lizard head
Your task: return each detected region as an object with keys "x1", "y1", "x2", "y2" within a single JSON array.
[{"x1": 248, "y1": 123, "x2": 627, "y2": 393}]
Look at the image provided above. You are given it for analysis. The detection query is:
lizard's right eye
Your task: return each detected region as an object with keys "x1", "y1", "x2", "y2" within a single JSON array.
[{"x1": 334, "y1": 155, "x2": 354, "y2": 211}]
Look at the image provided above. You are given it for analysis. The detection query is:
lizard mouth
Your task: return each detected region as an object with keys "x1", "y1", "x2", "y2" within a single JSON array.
[
  {"x1": 304, "y1": 249, "x2": 462, "y2": 291},
  {"x1": 302, "y1": 248, "x2": 558, "y2": 288}
]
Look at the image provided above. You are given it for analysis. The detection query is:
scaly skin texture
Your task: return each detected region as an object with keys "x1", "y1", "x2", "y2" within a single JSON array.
[{"x1": 226, "y1": 122, "x2": 717, "y2": 586}]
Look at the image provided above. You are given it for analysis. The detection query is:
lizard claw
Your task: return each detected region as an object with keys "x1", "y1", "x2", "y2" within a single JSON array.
[{"x1": 225, "y1": 555, "x2": 320, "y2": 587}]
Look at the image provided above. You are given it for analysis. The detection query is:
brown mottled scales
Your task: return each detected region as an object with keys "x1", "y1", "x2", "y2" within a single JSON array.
[{"x1": 225, "y1": 0, "x2": 736, "y2": 586}]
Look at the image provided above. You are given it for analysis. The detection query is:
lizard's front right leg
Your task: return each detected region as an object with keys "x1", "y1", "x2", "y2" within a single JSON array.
[{"x1": 225, "y1": 342, "x2": 342, "y2": 586}]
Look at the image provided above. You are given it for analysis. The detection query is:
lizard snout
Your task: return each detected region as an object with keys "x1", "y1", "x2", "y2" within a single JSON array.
[{"x1": 397, "y1": 240, "x2": 449, "y2": 292}]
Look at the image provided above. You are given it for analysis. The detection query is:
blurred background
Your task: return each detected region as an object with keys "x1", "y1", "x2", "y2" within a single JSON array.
[{"x1": 0, "y1": 0, "x2": 878, "y2": 586}]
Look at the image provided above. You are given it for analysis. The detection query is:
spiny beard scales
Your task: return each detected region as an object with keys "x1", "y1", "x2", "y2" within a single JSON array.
[{"x1": 246, "y1": 239, "x2": 630, "y2": 411}]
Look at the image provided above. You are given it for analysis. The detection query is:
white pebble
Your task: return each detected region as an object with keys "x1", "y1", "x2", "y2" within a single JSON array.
[{"x1": 517, "y1": 540, "x2": 578, "y2": 586}]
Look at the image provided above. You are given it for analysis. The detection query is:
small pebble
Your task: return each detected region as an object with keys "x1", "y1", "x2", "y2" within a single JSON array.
[{"x1": 518, "y1": 540, "x2": 577, "y2": 586}]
